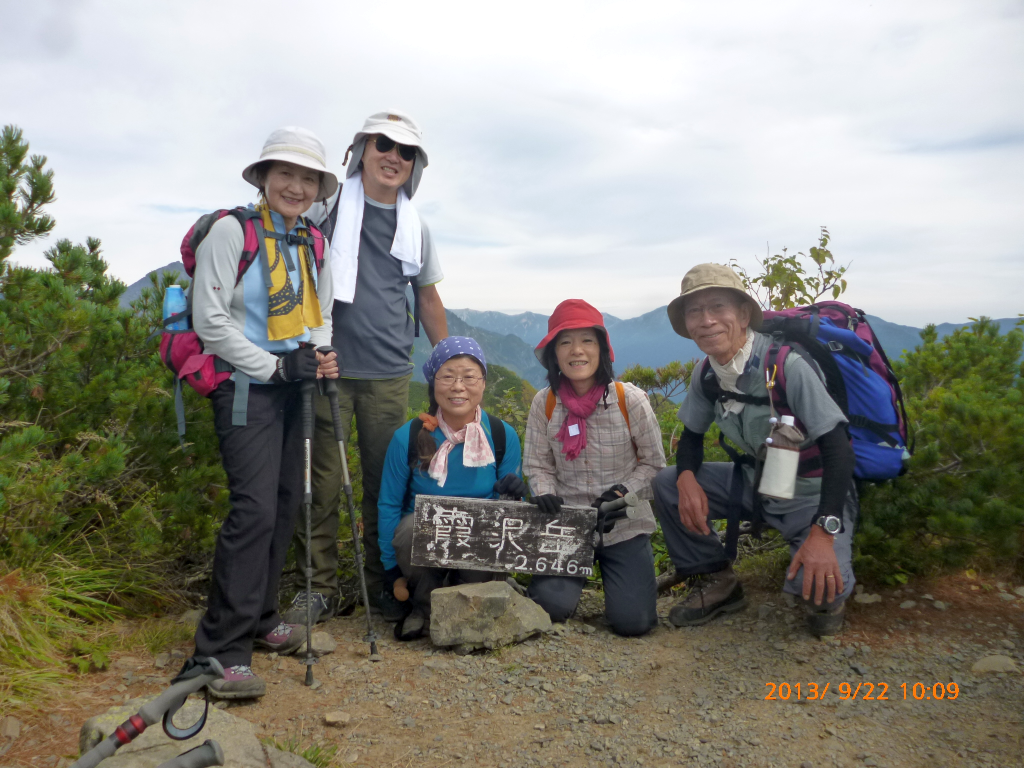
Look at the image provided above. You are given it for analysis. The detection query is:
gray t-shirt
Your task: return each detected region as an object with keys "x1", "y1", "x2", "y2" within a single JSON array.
[
  {"x1": 678, "y1": 332, "x2": 847, "y2": 502},
  {"x1": 330, "y1": 197, "x2": 443, "y2": 379},
  {"x1": 678, "y1": 332, "x2": 847, "y2": 442}
]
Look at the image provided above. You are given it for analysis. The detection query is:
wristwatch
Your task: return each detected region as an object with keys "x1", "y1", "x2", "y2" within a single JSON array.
[{"x1": 814, "y1": 515, "x2": 842, "y2": 535}]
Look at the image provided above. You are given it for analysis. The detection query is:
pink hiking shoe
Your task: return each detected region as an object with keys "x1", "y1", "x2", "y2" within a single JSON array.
[
  {"x1": 254, "y1": 622, "x2": 307, "y2": 655},
  {"x1": 207, "y1": 664, "x2": 266, "y2": 700}
]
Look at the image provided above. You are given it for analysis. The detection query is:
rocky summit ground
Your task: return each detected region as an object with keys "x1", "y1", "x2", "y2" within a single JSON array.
[{"x1": 2, "y1": 573, "x2": 1023, "y2": 768}]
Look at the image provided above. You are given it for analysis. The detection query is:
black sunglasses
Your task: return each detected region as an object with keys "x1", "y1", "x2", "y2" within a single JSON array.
[{"x1": 372, "y1": 135, "x2": 417, "y2": 162}]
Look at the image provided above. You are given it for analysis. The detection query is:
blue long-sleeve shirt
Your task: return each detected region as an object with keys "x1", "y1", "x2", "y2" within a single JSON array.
[{"x1": 377, "y1": 413, "x2": 523, "y2": 570}]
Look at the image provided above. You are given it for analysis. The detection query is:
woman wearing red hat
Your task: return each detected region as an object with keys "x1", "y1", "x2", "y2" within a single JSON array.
[{"x1": 523, "y1": 300, "x2": 665, "y2": 635}]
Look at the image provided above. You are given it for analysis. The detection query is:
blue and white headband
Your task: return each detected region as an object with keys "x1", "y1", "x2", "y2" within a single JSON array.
[{"x1": 423, "y1": 336, "x2": 487, "y2": 384}]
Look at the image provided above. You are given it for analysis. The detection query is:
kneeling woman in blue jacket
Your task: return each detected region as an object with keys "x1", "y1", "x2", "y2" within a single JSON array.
[{"x1": 378, "y1": 337, "x2": 525, "y2": 640}]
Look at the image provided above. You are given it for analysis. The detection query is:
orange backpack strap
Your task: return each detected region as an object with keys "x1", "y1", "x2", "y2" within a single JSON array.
[
  {"x1": 547, "y1": 384, "x2": 631, "y2": 428},
  {"x1": 615, "y1": 381, "x2": 631, "y2": 430}
]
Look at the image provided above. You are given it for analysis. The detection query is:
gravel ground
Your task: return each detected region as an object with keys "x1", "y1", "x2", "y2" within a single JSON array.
[{"x1": 3, "y1": 576, "x2": 1022, "y2": 768}]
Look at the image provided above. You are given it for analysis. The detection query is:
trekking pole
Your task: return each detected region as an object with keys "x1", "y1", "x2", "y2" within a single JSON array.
[
  {"x1": 155, "y1": 740, "x2": 224, "y2": 768},
  {"x1": 318, "y1": 349, "x2": 381, "y2": 662},
  {"x1": 300, "y1": 378, "x2": 317, "y2": 687},
  {"x1": 595, "y1": 492, "x2": 641, "y2": 549},
  {"x1": 599, "y1": 491, "x2": 641, "y2": 521},
  {"x1": 70, "y1": 658, "x2": 224, "y2": 768}
]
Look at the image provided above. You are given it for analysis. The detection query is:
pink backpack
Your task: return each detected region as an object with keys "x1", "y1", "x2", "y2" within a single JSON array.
[{"x1": 159, "y1": 207, "x2": 326, "y2": 437}]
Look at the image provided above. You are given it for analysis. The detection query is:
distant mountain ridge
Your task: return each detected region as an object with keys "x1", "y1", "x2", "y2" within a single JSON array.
[
  {"x1": 453, "y1": 306, "x2": 1023, "y2": 373},
  {"x1": 121, "y1": 267, "x2": 1018, "y2": 385},
  {"x1": 121, "y1": 261, "x2": 187, "y2": 305}
]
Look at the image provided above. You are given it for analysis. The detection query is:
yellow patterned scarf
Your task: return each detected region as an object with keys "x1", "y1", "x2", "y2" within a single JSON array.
[{"x1": 259, "y1": 205, "x2": 323, "y2": 341}]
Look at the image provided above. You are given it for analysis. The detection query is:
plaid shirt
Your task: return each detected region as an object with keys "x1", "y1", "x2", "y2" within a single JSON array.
[{"x1": 524, "y1": 382, "x2": 666, "y2": 547}]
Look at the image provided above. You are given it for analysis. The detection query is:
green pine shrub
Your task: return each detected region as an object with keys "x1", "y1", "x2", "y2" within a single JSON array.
[{"x1": 855, "y1": 318, "x2": 1024, "y2": 581}]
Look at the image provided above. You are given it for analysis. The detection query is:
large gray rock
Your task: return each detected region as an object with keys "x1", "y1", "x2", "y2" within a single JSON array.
[
  {"x1": 971, "y1": 655, "x2": 1018, "y2": 674},
  {"x1": 296, "y1": 630, "x2": 337, "y2": 656},
  {"x1": 78, "y1": 696, "x2": 314, "y2": 768},
  {"x1": 429, "y1": 581, "x2": 552, "y2": 650}
]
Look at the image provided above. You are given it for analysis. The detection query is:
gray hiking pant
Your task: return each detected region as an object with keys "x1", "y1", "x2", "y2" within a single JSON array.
[
  {"x1": 527, "y1": 534, "x2": 658, "y2": 637},
  {"x1": 652, "y1": 464, "x2": 856, "y2": 605},
  {"x1": 392, "y1": 514, "x2": 494, "y2": 615}
]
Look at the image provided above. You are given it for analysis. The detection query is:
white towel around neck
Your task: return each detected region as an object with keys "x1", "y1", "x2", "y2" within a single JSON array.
[
  {"x1": 330, "y1": 173, "x2": 422, "y2": 304},
  {"x1": 708, "y1": 327, "x2": 757, "y2": 416}
]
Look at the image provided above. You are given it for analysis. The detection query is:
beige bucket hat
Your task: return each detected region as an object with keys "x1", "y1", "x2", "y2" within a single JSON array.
[
  {"x1": 344, "y1": 109, "x2": 428, "y2": 198},
  {"x1": 242, "y1": 126, "x2": 339, "y2": 202},
  {"x1": 666, "y1": 263, "x2": 763, "y2": 339}
]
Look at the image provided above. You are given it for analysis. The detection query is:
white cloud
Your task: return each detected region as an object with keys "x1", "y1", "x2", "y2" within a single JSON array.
[{"x1": 4, "y1": 0, "x2": 1022, "y2": 325}]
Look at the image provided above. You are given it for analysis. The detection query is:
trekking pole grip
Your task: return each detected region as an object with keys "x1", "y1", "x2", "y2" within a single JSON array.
[
  {"x1": 300, "y1": 380, "x2": 315, "y2": 440},
  {"x1": 325, "y1": 383, "x2": 344, "y2": 443},
  {"x1": 598, "y1": 491, "x2": 641, "y2": 520},
  {"x1": 316, "y1": 346, "x2": 346, "y2": 443},
  {"x1": 154, "y1": 740, "x2": 224, "y2": 768}
]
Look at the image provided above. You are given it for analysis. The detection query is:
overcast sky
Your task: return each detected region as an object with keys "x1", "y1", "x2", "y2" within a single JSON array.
[{"x1": 4, "y1": 0, "x2": 1023, "y2": 325}]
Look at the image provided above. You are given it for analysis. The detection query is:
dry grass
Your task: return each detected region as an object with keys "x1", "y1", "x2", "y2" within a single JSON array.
[{"x1": 0, "y1": 552, "x2": 168, "y2": 711}]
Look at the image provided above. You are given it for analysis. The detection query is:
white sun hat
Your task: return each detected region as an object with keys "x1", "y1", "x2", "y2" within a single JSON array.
[
  {"x1": 344, "y1": 110, "x2": 429, "y2": 198},
  {"x1": 242, "y1": 126, "x2": 339, "y2": 202}
]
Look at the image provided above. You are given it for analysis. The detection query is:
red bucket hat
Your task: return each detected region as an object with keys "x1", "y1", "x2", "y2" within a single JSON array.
[{"x1": 534, "y1": 299, "x2": 615, "y2": 364}]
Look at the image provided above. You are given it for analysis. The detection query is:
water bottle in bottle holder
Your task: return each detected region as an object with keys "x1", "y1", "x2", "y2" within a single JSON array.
[{"x1": 759, "y1": 414, "x2": 803, "y2": 500}]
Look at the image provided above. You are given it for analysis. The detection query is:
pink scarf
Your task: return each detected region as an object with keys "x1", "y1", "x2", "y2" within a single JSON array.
[
  {"x1": 554, "y1": 379, "x2": 605, "y2": 461},
  {"x1": 426, "y1": 407, "x2": 496, "y2": 487}
]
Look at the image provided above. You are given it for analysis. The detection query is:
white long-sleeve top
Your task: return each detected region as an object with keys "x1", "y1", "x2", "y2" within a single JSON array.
[{"x1": 192, "y1": 213, "x2": 333, "y2": 383}]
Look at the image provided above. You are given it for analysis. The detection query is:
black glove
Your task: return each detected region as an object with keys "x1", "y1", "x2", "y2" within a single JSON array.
[
  {"x1": 533, "y1": 494, "x2": 564, "y2": 515},
  {"x1": 383, "y1": 566, "x2": 403, "y2": 593},
  {"x1": 593, "y1": 484, "x2": 629, "y2": 533},
  {"x1": 274, "y1": 346, "x2": 319, "y2": 382},
  {"x1": 591, "y1": 484, "x2": 629, "y2": 510},
  {"x1": 494, "y1": 473, "x2": 529, "y2": 500}
]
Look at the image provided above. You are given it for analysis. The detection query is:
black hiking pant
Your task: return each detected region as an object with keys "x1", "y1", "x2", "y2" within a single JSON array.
[{"x1": 194, "y1": 380, "x2": 304, "y2": 667}]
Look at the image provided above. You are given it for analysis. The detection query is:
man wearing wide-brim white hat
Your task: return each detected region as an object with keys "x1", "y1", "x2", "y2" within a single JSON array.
[{"x1": 288, "y1": 110, "x2": 449, "y2": 626}]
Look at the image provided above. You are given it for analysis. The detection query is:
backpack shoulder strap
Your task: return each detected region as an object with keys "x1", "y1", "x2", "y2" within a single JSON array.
[
  {"x1": 545, "y1": 389, "x2": 556, "y2": 420},
  {"x1": 324, "y1": 188, "x2": 341, "y2": 241},
  {"x1": 698, "y1": 356, "x2": 770, "y2": 407},
  {"x1": 302, "y1": 217, "x2": 327, "y2": 273},
  {"x1": 614, "y1": 381, "x2": 630, "y2": 431},
  {"x1": 697, "y1": 358, "x2": 718, "y2": 402},
  {"x1": 486, "y1": 413, "x2": 506, "y2": 468},
  {"x1": 770, "y1": 333, "x2": 848, "y2": 416},
  {"x1": 407, "y1": 419, "x2": 424, "y2": 469},
  {"x1": 224, "y1": 208, "x2": 268, "y2": 286}
]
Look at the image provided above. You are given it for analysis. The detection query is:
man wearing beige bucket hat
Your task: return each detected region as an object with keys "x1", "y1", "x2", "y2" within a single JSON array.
[
  {"x1": 653, "y1": 263, "x2": 859, "y2": 637},
  {"x1": 289, "y1": 110, "x2": 449, "y2": 625}
]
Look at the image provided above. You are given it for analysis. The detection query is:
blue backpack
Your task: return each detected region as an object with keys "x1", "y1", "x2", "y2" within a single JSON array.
[{"x1": 701, "y1": 301, "x2": 912, "y2": 481}]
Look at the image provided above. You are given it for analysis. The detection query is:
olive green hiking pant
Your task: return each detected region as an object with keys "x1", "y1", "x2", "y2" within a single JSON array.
[{"x1": 294, "y1": 374, "x2": 411, "y2": 600}]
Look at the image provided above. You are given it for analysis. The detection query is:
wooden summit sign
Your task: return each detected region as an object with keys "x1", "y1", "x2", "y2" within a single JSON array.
[{"x1": 410, "y1": 495, "x2": 597, "y2": 577}]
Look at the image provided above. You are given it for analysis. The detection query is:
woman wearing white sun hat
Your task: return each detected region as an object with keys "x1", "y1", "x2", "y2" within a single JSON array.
[{"x1": 186, "y1": 127, "x2": 339, "y2": 700}]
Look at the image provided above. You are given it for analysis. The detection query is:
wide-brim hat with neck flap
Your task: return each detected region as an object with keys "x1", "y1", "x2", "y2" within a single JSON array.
[
  {"x1": 241, "y1": 126, "x2": 339, "y2": 202},
  {"x1": 345, "y1": 109, "x2": 428, "y2": 198},
  {"x1": 666, "y1": 262, "x2": 763, "y2": 339},
  {"x1": 534, "y1": 299, "x2": 615, "y2": 364}
]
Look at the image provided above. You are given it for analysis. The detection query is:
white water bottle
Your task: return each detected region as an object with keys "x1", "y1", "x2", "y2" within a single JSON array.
[{"x1": 759, "y1": 415, "x2": 802, "y2": 500}]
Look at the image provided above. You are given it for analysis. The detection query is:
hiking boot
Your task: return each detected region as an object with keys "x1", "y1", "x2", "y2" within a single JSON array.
[
  {"x1": 668, "y1": 566, "x2": 747, "y2": 627},
  {"x1": 208, "y1": 665, "x2": 266, "y2": 700},
  {"x1": 394, "y1": 607, "x2": 429, "y2": 641},
  {"x1": 253, "y1": 623, "x2": 307, "y2": 655},
  {"x1": 282, "y1": 591, "x2": 340, "y2": 626},
  {"x1": 368, "y1": 587, "x2": 408, "y2": 622},
  {"x1": 806, "y1": 602, "x2": 845, "y2": 637}
]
